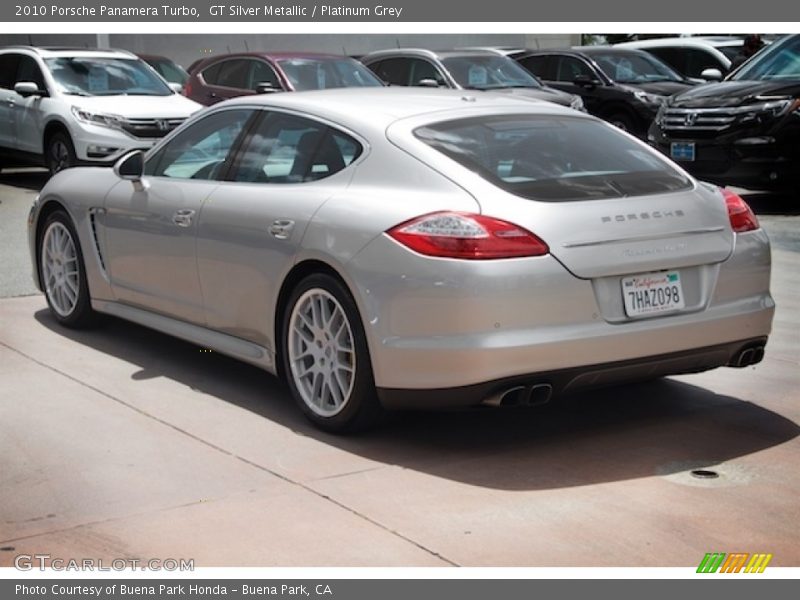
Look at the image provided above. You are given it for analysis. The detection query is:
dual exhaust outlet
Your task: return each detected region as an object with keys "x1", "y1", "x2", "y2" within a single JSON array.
[
  {"x1": 730, "y1": 345, "x2": 766, "y2": 368},
  {"x1": 482, "y1": 383, "x2": 553, "y2": 408}
]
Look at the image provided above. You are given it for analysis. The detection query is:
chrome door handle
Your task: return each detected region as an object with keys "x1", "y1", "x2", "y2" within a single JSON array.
[
  {"x1": 269, "y1": 219, "x2": 295, "y2": 240},
  {"x1": 172, "y1": 209, "x2": 195, "y2": 227}
]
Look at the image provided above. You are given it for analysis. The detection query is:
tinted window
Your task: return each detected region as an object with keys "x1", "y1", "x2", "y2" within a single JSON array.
[
  {"x1": 200, "y1": 61, "x2": 223, "y2": 84},
  {"x1": 232, "y1": 113, "x2": 361, "y2": 184},
  {"x1": 646, "y1": 47, "x2": 686, "y2": 75},
  {"x1": 16, "y1": 55, "x2": 46, "y2": 90},
  {"x1": 685, "y1": 48, "x2": 723, "y2": 77},
  {"x1": 146, "y1": 58, "x2": 188, "y2": 85},
  {"x1": 370, "y1": 58, "x2": 410, "y2": 85},
  {"x1": 0, "y1": 53, "x2": 21, "y2": 89},
  {"x1": 146, "y1": 109, "x2": 252, "y2": 179},
  {"x1": 44, "y1": 57, "x2": 172, "y2": 96},
  {"x1": 518, "y1": 55, "x2": 551, "y2": 79},
  {"x1": 555, "y1": 56, "x2": 595, "y2": 81},
  {"x1": 441, "y1": 55, "x2": 541, "y2": 89},
  {"x1": 251, "y1": 60, "x2": 280, "y2": 90},
  {"x1": 414, "y1": 115, "x2": 691, "y2": 202},
  {"x1": 408, "y1": 59, "x2": 446, "y2": 86},
  {"x1": 277, "y1": 58, "x2": 382, "y2": 90},
  {"x1": 214, "y1": 59, "x2": 250, "y2": 89}
]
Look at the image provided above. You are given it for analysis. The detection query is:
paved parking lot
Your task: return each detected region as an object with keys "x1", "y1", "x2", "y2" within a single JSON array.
[{"x1": 0, "y1": 169, "x2": 798, "y2": 567}]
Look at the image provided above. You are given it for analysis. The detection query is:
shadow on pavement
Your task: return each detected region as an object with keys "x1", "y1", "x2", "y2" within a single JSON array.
[
  {"x1": 739, "y1": 190, "x2": 800, "y2": 216},
  {"x1": 33, "y1": 308, "x2": 800, "y2": 491},
  {"x1": 0, "y1": 168, "x2": 48, "y2": 192}
]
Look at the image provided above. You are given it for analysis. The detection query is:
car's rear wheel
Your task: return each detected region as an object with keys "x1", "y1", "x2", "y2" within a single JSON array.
[
  {"x1": 39, "y1": 210, "x2": 96, "y2": 328},
  {"x1": 46, "y1": 131, "x2": 77, "y2": 175},
  {"x1": 605, "y1": 110, "x2": 636, "y2": 134},
  {"x1": 282, "y1": 273, "x2": 383, "y2": 433}
]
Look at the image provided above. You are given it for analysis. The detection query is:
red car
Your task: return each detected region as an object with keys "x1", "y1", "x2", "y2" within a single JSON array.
[{"x1": 184, "y1": 52, "x2": 384, "y2": 105}]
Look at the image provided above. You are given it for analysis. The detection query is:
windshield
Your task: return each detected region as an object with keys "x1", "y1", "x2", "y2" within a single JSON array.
[
  {"x1": 731, "y1": 35, "x2": 800, "y2": 81},
  {"x1": 414, "y1": 115, "x2": 691, "y2": 202},
  {"x1": 146, "y1": 58, "x2": 189, "y2": 85},
  {"x1": 45, "y1": 57, "x2": 173, "y2": 96},
  {"x1": 441, "y1": 55, "x2": 542, "y2": 90},
  {"x1": 590, "y1": 52, "x2": 683, "y2": 83},
  {"x1": 277, "y1": 58, "x2": 383, "y2": 91}
]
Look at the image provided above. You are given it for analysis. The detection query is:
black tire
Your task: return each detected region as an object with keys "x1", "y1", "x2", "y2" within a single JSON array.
[
  {"x1": 45, "y1": 131, "x2": 77, "y2": 176},
  {"x1": 281, "y1": 273, "x2": 383, "y2": 433},
  {"x1": 604, "y1": 110, "x2": 637, "y2": 134},
  {"x1": 39, "y1": 210, "x2": 97, "y2": 328}
]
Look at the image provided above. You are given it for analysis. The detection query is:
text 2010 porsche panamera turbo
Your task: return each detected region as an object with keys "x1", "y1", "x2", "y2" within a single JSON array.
[{"x1": 28, "y1": 88, "x2": 774, "y2": 432}]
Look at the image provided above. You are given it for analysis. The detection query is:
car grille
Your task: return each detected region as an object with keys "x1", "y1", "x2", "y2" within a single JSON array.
[
  {"x1": 121, "y1": 117, "x2": 186, "y2": 139},
  {"x1": 661, "y1": 107, "x2": 738, "y2": 133}
]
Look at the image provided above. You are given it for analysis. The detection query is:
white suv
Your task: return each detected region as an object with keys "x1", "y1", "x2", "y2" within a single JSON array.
[{"x1": 0, "y1": 46, "x2": 202, "y2": 175}]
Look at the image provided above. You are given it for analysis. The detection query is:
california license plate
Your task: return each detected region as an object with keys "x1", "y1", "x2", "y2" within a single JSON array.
[
  {"x1": 622, "y1": 271, "x2": 685, "y2": 318},
  {"x1": 670, "y1": 142, "x2": 695, "y2": 161}
]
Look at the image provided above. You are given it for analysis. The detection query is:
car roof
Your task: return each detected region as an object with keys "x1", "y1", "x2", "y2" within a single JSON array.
[
  {"x1": 0, "y1": 45, "x2": 137, "y2": 59},
  {"x1": 361, "y1": 48, "x2": 504, "y2": 61},
  {"x1": 616, "y1": 37, "x2": 744, "y2": 49},
  {"x1": 218, "y1": 87, "x2": 577, "y2": 128}
]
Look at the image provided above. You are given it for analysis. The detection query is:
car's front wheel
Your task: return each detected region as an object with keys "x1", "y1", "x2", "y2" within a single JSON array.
[
  {"x1": 39, "y1": 210, "x2": 96, "y2": 328},
  {"x1": 46, "y1": 131, "x2": 77, "y2": 175},
  {"x1": 281, "y1": 273, "x2": 383, "y2": 433}
]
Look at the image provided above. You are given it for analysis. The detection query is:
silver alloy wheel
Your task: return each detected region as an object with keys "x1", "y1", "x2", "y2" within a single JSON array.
[
  {"x1": 41, "y1": 221, "x2": 80, "y2": 317},
  {"x1": 288, "y1": 288, "x2": 356, "y2": 417}
]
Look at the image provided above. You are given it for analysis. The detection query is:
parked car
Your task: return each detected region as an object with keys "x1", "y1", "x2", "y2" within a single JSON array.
[
  {"x1": 512, "y1": 46, "x2": 695, "y2": 136},
  {"x1": 29, "y1": 88, "x2": 773, "y2": 432},
  {"x1": 138, "y1": 53, "x2": 190, "y2": 92},
  {"x1": 360, "y1": 48, "x2": 585, "y2": 110},
  {"x1": 184, "y1": 52, "x2": 383, "y2": 105},
  {"x1": 615, "y1": 36, "x2": 754, "y2": 81},
  {"x1": 0, "y1": 46, "x2": 201, "y2": 175},
  {"x1": 648, "y1": 34, "x2": 800, "y2": 190}
]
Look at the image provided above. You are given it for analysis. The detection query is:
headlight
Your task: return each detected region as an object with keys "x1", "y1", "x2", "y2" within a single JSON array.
[
  {"x1": 738, "y1": 99, "x2": 794, "y2": 123},
  {"x1": 633, "y1": 90, "x2": 666, "y2": 105},
  {"x1": 71, "y1": 106, "x2": 124, "y2": 130},
  {"x1": 569, "y1": 95, "x2": 585, "y2": 111},
  {"x1": 654, "y1": 103, "x2": 667, "y2": 126}
]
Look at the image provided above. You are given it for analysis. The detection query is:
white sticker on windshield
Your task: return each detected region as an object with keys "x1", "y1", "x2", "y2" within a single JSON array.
[{"x1": 468, "y1": 66, "x2": 488, "y2": 86}]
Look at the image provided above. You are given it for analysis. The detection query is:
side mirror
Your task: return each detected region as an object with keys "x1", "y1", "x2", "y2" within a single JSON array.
[
  {"x1": 114, "y1": 151, "x2": 147, "y2": 191},
  {"x1": 167, "y1": 82, "x2": 184, "y2": 94},
  {"x1": 14, "y1": 81, "x2": 45, "y2": 97},
  {"x1": 255, "y1": 82, "x2": 280, "y2": 94},
  {"x1": 417, "y1": 78, "x2": 442, "y2": 88},
  {"x1": 700, "y1": 68, "x2": 723, "y2": 82},
  {"x1": 573, "y1": 74, "x2": 600, "y2": 89}
]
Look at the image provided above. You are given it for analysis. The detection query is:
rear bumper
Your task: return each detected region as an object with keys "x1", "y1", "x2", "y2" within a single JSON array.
[{"x1": 377, "y1": 336, "x2": 768, "y2": 409}]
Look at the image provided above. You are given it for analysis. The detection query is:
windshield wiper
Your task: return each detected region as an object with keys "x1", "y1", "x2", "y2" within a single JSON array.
[{"x1": 63, "y1": 90, "x2": 92, "y2": 96}]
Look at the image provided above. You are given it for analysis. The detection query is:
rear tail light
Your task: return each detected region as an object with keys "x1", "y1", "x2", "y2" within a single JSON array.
[
  {"x1": 387, "y1": 211, "x2": 549, "y2": 259},
  {"x1": 183, "y1": 79, "x2": 194, "y2": 97},
  {"x1": 721, "y1": 188, "x2": 759, "y2": 233}
]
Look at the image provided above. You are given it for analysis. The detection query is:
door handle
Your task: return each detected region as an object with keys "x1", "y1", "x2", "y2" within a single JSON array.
[
  {"x1": 269, "y1": 219, "x2": 295, "y2": 240},
  {"x1": 172, "y1": 209, "x2": 195, "y2": 227}
]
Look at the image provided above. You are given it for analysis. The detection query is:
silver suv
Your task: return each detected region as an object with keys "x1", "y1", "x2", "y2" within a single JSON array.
[{"x1": 0, "y1": 46, "x2": 201, "y2": 175}]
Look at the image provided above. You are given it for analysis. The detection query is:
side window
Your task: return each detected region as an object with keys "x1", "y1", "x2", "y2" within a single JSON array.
[
  {"x1": 370, "y1": 58, "x2": 411, "y2": 86},
  {"x1": 0, "y1": 53, "x2": 22, "y2": 89},
  {"x1": 231, "y1": 112, "x2": 362, "y2": 184},
  {"x1": 518, "y1": 55, "x2": 551, "y2": 80},
  {"x1": 685, "y1": 48, "x2": 722, "y2": 78},
  {"x1": 16, "y1": 56, "x2": 47, "y2": 91},
  {"x1": 200, "y1": 61, "x2": 223, "y2": 85},
  {"x1": 555, "y1": 56, "x2": 594, "y2": 82},
  {"x1": 214, "y1": 59, "x2": 250, "y2": 89},
  {"x1": 249, "y1": 60, "x2": 280, "y2": 90},
  {"x1": 648, "y1": 47, "x2": 685, "y2": 75},
  {"x1": 409, "y1": 59, "x2": 445, "y2": 86},
  {"x1": 145, "y1": 109, "x2": 253, "y2": 180}
]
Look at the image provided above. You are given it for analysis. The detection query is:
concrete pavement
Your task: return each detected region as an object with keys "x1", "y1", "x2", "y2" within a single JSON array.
[{"x1": 0, "y1": 172, "x2": 798, "y2": 567}]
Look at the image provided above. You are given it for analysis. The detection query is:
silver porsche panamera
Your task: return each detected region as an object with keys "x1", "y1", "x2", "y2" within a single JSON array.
[{"x1": 28, "y1": 88, "x2": 774, "y2": 432}]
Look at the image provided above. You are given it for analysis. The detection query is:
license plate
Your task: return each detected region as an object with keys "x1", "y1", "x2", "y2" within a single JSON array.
[
  {"x1": 622, "y1": 271, "x2": 685, "y2": 318},
  {"x1": 670, "y1": 142, "x2": 695, "y2": 162}
]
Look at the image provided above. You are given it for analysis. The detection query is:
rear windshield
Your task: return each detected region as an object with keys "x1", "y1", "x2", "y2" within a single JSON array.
[{"x1": 414, "y1": 115, "x2": 692, "y2": 202}]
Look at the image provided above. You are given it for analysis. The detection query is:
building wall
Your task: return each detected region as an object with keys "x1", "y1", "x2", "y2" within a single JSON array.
[{"x1": 0, "y1": 33, "x2": 581, "y2": 68}]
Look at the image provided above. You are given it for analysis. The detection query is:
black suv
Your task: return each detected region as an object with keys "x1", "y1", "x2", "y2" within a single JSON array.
[
  {"x1": 512, "y1": 47, "x2": 694, "y2": 137},
  {"x1": 648, "y1": 34, "x2": 800, "y2": 189}
]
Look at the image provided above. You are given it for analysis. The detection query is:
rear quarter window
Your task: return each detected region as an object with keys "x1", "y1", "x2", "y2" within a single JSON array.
[{"x1": 414, "y1": 114, "x2": 692, "y2": 202}]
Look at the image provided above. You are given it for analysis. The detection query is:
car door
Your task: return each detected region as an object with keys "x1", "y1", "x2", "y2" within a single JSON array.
[
  {"x1": 101, "y1": 107, "x2": 255, "y2": 323},
  {"x1": 0, "y1": 53, "x2": 22, "y2": 149},
  {"x1": 199, "y1": 58, "x2": 251, "y2": 104},
  {"x1": 11, "y1": 55, "x2": 48, "y2": 154},
  {"x1": 548, "y1": 55, "x2": 608, "y2": 114},
  {"x1": 407, "y1": 58, "x2": 447, "y2": 87},
  {"x1": 196, "y1": 110, "x2": 363, "y2": 348}
]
